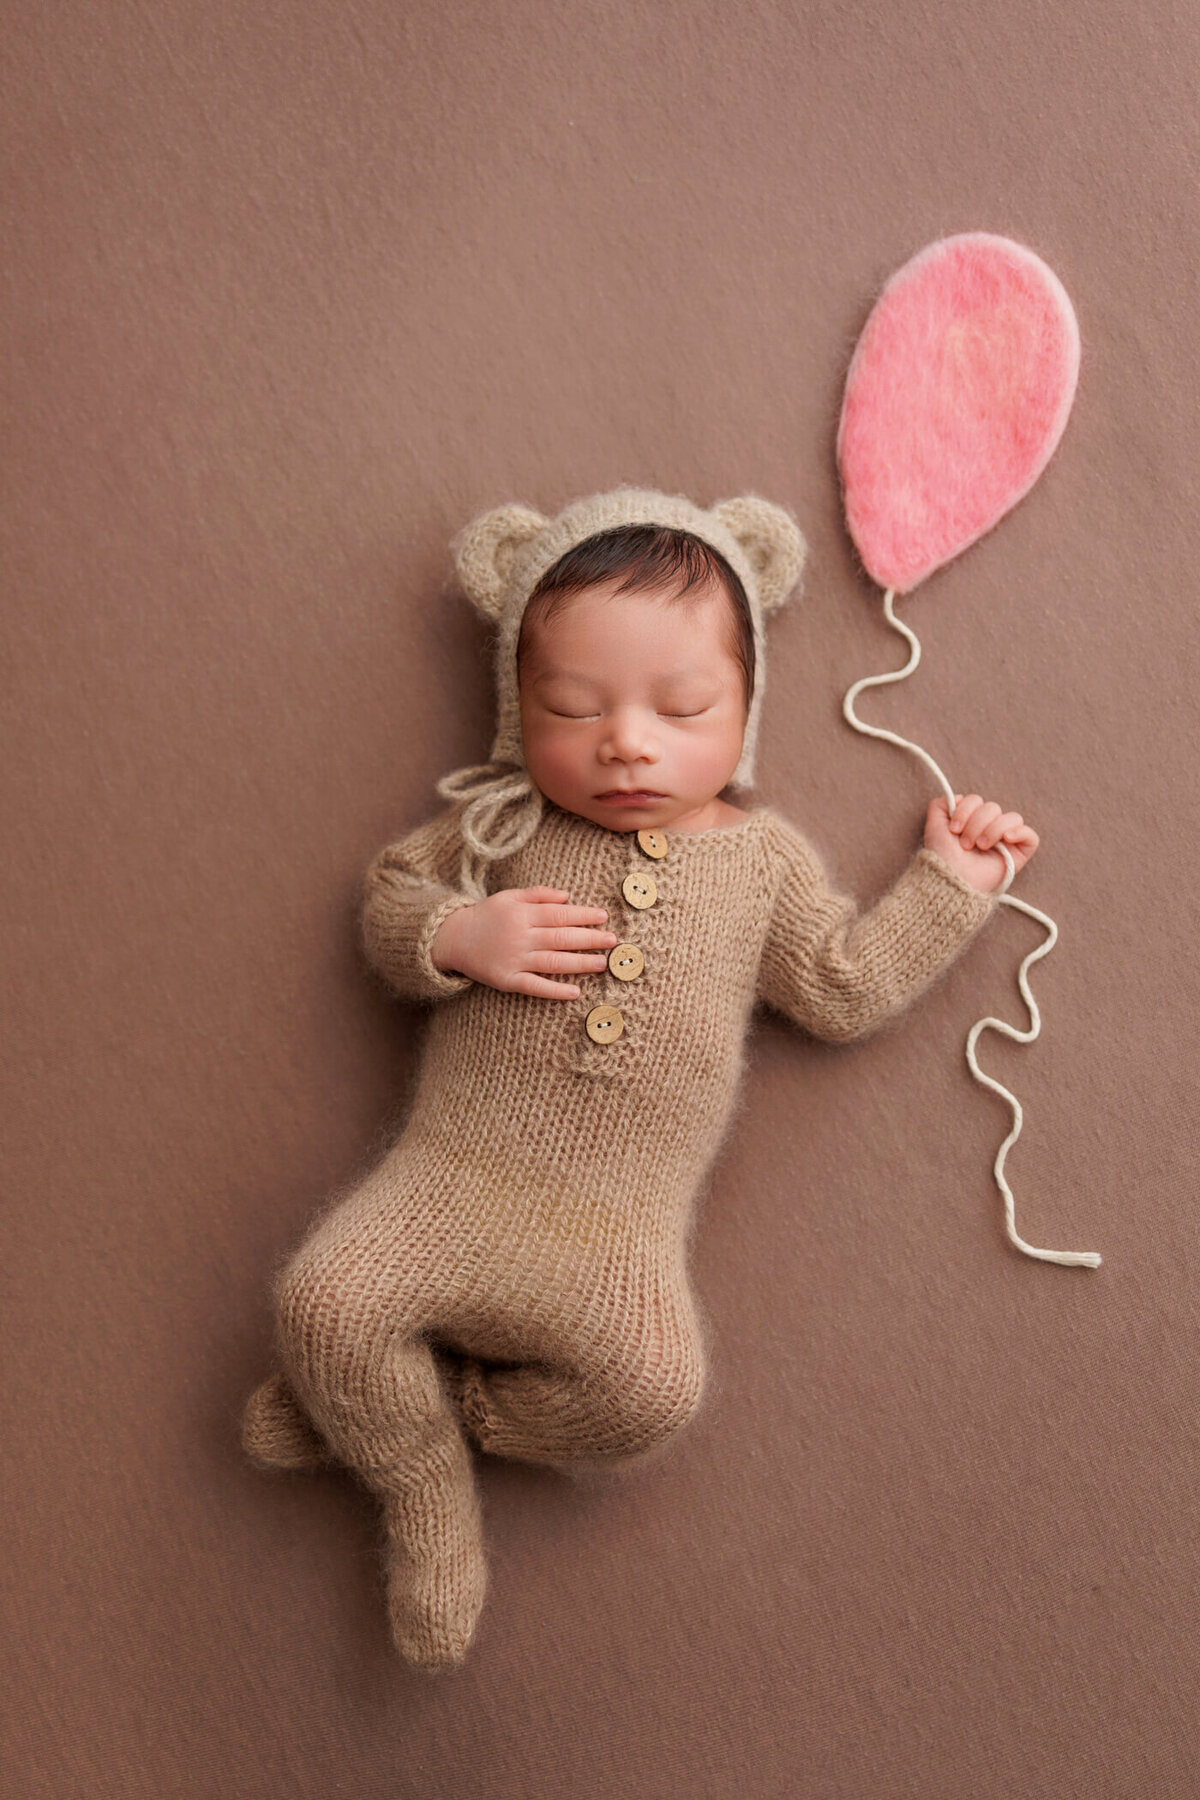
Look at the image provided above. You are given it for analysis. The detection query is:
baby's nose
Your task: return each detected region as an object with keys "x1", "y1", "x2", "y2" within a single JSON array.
[{"x1": 605, "y1": 727, "x2": 659, "y2": 760}]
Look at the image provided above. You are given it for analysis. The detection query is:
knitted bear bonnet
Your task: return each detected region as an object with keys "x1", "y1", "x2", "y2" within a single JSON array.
[{"x1": 436, "y1": 485, "x2": 808, "y2": 894}]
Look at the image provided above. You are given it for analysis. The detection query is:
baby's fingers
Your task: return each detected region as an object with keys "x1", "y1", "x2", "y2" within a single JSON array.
[
  {"x1": 948, "y1": 793, "x2": 981, "y2": 833},
  {"x1": 508, "y1": 970, "x2": 588, "y2": 1000},
  {"x1": 527, "y1": 900, "x2": 611, "y2": 930},
  {"x1": 987, "y1": 811, "x2": 1024, "y2": 846},
  {"x1": 959, "y1": 801, "x2": 1001, "y2": 848},
  {"x1": 525, "y1": 948, "x2": 612, "y2": 979},
  {"x1": 532, "y1": 924, "x2": 618, "y2": 950},
  {"x1": 969, "y1": 806, "x2": 1018, "y2": 851},
  {"x1": 974, "y1": 810, "x2": 1040, "y2": 853}
]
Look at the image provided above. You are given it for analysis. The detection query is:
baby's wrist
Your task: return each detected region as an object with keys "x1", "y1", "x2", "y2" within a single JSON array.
[
  {"x1": 948, "y1": 857, "x2": 1005, "y2": 896},
  {"x1": 430, "y1": 902, "x2": 475, "y2": 975}
]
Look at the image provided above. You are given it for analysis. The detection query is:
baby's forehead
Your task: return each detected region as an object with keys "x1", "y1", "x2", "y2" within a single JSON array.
[
  {"x1": 523, "y1": 573, "x2": 734, "y2": 642},
  {"x1": 521, "y1": 586, "x2": 734, "y2": 674}
]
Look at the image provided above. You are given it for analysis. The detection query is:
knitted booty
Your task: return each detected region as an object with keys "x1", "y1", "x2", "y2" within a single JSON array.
[
  {"x1": 241, "y1": 1371, "x2": 332, "y2": 1472},
  {"x1": 380, "y1": 1471, "x2": 489, "y2": 1668}
]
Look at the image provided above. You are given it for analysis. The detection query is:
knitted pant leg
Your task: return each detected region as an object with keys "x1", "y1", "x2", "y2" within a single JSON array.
[
  {"x1": 274, "y1": 1232, "x2": 488, "y2": 1668},
  {"x1": 445, "y1": 1288, "x2": 707, "y2": 1469}
]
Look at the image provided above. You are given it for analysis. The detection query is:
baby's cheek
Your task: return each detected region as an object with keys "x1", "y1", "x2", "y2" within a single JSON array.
[
  {"x1": 685, "y1": 727, "x2": 744, "y2": 791},
  {"x1": 523, "y1": 730, "x2": 588, "y2": 790}
]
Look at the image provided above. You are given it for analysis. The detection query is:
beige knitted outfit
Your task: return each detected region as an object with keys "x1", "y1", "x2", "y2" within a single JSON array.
[{"x1": 240, "y1": 487, "x2": 999, "y2": 1668}]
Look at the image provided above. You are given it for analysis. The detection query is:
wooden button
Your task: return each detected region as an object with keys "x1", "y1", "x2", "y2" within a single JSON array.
[
  {"x1": 585, "y1": 1004, "x2": 625, "y2": 1044},
  {"x1": 622, "y1": 871, "x2": 658, "y2": 909},
  {"x1": 636, "y1": 828, "x2": 668, "y2": 859},
  {"x1": 607, "y1": 943, "x2": 645, "y2": 981}
]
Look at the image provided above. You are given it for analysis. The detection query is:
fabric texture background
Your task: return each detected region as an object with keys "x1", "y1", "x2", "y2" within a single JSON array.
[{"x1": 4, "y1": 1, "x2": 1198, "y2": 1795}]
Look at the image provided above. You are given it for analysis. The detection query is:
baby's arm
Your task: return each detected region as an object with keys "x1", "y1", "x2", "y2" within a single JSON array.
[
  {"x1": 756, "y1": 805, "x2": 1001, "y2": 1044},
  {"x1": 361, "y1": 803, "x2": 485, "y2": 1002},
  {"x1": 361, "y1": 802, "x2": 616, "y2": 1003}
]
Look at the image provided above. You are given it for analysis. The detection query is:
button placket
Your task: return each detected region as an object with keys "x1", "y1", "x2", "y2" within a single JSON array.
[{"x1": 582, "y1": 829, "x2": 668, "y2": 1048}]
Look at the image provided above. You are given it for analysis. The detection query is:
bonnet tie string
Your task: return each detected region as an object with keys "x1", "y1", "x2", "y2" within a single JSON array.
[{"x1": 435, "y1": 761, "x2": 545, "y2": 900}]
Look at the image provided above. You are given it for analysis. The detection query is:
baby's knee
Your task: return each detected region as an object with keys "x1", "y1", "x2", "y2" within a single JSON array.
[{"x1": 273, "y1": 1240, "x2": 381, "y2": 1389}]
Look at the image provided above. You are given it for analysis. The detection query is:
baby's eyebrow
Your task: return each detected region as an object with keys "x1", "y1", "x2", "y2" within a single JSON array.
[{"x1": 528, "y1": 668, "x2": 590, "y2": 686}]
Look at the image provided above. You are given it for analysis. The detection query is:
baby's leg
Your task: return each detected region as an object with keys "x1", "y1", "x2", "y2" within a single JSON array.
[
  {"x1": 443, "y1": 1279, "x2": 708, "y2": 1471},
  {"x1": 272, "y1": 1185, "x2": 487, "y2": 1668}
]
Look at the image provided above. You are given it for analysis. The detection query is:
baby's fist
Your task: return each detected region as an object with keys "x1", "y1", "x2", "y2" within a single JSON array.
[{"x1": 925, "y1": 794, "x2": 1040, "y2": 893}]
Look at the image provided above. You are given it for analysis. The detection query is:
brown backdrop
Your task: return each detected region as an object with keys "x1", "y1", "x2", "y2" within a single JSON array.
[{"x1": 6, "y1": 2, "x2": 1199, "y2": 1794}]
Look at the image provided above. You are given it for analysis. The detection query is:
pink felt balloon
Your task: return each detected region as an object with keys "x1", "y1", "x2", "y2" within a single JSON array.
[{"x1": 837, "y1": 233, "x2": 1080, "y2": 593}]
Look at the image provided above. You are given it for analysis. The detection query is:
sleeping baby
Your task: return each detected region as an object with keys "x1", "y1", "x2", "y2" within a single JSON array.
[{"x1": 241, "y1": 486, "x2": 1038, "y2": 1669}]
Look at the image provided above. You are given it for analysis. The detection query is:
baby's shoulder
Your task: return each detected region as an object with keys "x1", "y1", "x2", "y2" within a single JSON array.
[
  {"x1": 753, "y1": 805, "x2": 834, "y2": 881},
  {"x1": 753, "y1": 802, "x2": 810, "y2": 845}
]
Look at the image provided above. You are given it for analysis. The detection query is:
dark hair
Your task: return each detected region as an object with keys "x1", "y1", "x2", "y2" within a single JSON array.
[{"x1": 516, "y1": 525, "x2": 755, "y2": 715}]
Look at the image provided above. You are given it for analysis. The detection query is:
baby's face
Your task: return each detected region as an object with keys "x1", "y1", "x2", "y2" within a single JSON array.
[{"x1": 517, "y1": 575, "x2": 748, "y2": 834}]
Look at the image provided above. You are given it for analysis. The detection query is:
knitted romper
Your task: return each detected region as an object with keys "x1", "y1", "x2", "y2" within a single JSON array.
[{"x1": 254, "y1": 793, "x2": 996, "y2": 1618}]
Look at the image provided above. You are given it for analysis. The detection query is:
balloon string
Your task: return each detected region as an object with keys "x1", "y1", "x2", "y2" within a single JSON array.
[{"x1": 841, "y1": 587, "x2": 1101, "y2": 1269}]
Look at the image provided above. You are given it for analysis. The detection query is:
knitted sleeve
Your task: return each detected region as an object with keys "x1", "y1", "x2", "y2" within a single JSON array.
[
  {"x1": 361, "y1": 802, "x2": 480, "y2": 1003},
  {"x1": 756, "y1": 816, "x2": 999, "y2": 1043}
]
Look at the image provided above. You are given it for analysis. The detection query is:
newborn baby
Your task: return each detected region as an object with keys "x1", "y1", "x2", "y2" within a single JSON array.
[{"x1": 241, "y1": 488, "x2": 1037, "y2": 1670}]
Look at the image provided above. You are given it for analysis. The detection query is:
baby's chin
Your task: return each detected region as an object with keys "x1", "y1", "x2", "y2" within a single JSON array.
[
  {"x1": 589, "y1": 794, "x2": 672, "y2": 825},
  {"x1": 559, "y1": 791, "x2": 726, "y2": 833}
]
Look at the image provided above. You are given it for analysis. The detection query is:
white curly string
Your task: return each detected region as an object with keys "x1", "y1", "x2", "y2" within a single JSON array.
[
  {"x1": 842, "y1": 588, "x2": 1101, "y2": 1268},
  {"x1": 435, "y1": 761, "x2": 545, "y2": 900}
]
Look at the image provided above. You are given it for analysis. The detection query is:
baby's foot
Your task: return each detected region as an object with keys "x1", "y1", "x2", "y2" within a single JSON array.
[
  {"x1": 380, "y1": 1486, "x2": 489, "y2": 1668},
  {"x1": 241, "y1": 1372, "x2": 332, "y2": 1472}
]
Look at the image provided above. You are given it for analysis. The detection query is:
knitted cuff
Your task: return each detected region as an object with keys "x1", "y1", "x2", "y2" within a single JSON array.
[
  {"x1": 415, "y1": 893, "x2": 477, "y2": 1000},
  {"x1": 362, "y1": 880, "x2": 477, "y2": 1003},
  {"x1": 912, "y1": 846, "x2": 1003, "y2": 932}
]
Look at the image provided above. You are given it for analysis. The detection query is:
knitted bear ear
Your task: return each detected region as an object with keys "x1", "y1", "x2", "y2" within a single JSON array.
[
  {"x1": 450, "y1": 503, "x2": 550, "y2": 622},
  {"x1": 711, "y1": 496, "x2": 807, "y2": 614}
]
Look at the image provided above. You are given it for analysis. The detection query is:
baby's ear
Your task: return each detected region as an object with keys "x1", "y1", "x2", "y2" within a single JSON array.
[
  {"x1": 450, "y1": 503, "x2": 549, "y2": 622},
  {"x1": 712, "y1": 496, "x2": 807, "y2": 614}
]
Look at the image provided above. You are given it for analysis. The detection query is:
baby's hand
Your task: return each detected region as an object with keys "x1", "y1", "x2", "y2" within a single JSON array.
[
  {"x1": 430, "y1": 888, "x2": 618, "y2": 1000},
  {"x1": 924, "y1": 794, "x2": 1040, "y2": 894}
]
